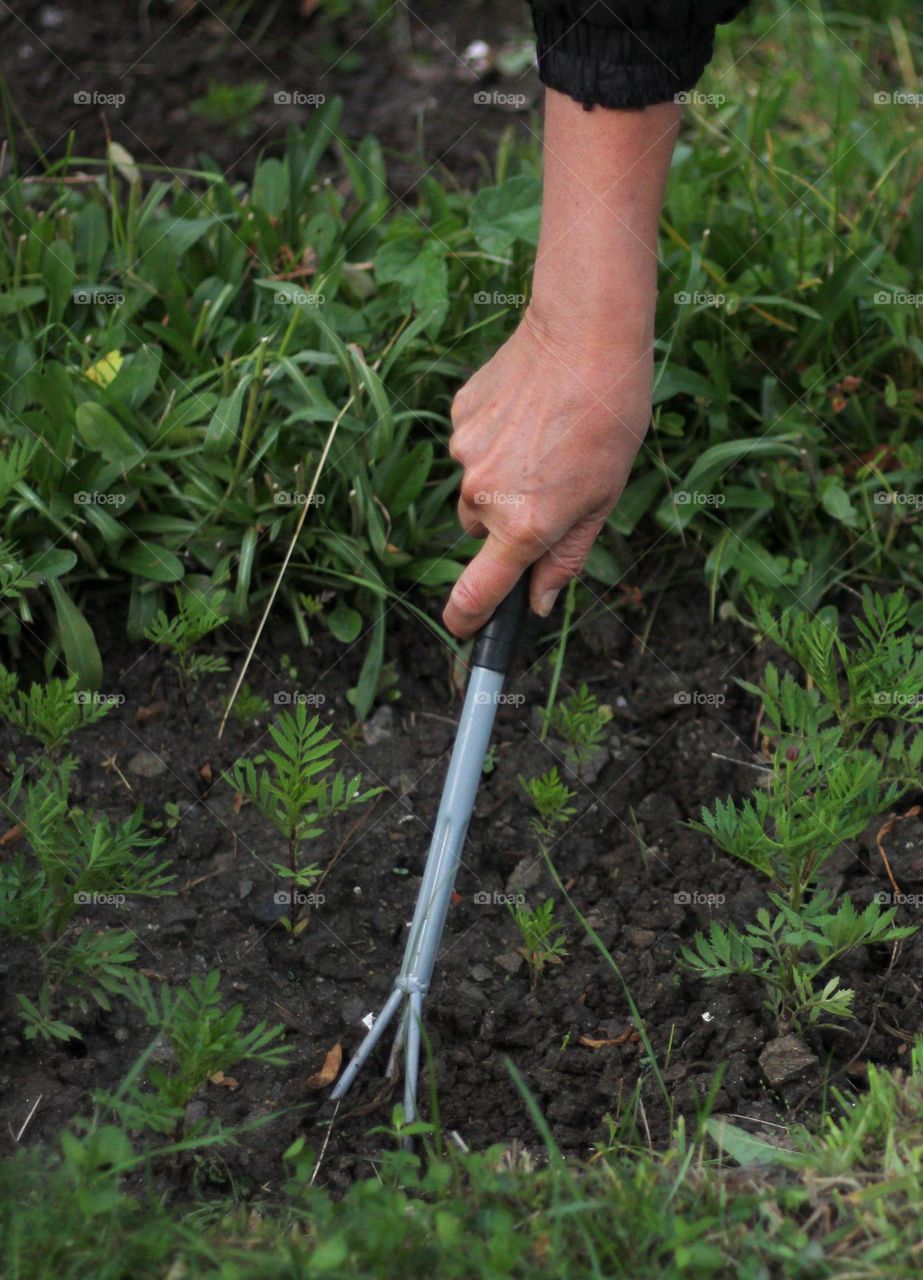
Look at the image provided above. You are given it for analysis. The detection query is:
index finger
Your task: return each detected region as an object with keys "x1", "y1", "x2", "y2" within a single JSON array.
[{"x1": 443, "y1": 534, "x2": 534, "y2": 639}]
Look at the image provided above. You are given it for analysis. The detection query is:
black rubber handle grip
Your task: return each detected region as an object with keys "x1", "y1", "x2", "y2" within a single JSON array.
[{"x1": 470, "y1": 574, "x2": 530, "y2": 675}]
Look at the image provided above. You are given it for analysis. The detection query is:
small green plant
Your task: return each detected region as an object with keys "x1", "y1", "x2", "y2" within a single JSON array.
[
  {"x1": 190, "y1": 80, "x2": 266, "y2": 135},
  {"x1": 551, "y1": 683, "x2": 613, "y2": 768},
  {"x1": 0, "y1": 759, "x2": 173, "y2": 1040},
  {"x1": 683, "y1": 890, "x2": 913, "y2": 1030},
  {"x1": 0, "y1": 664, "x2": 114, "y2": 755},
  {"x1": 144, "y1": 584, "x2": 230, "y2": 696},
  {"x1": 481, "y1": 745, "x2": 498, "y2": 777},
  {"x1": 108, "y1": 970, "x2": 290, "y2": 1141},
  {"x1": 225, "y1": 703, "x2": 380, "y2": 931},
  {"x1": 511, "y1": 897, "x2": 568, "y2": 989},
  {"x1": 519, "y1": 768, "x2": 577, "y2": 845},
  {"x1": 230, "y1": 683, "x2": 270, "y2": 723},
  {"x1": 683, "y1": 592, "x2": 919, "y2": 1032}
]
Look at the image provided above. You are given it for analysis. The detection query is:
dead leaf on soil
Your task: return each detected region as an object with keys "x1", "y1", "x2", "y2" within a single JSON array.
[
  {"x1": 199, "y1": 760, "x2": 213, "y2": 785},
  {"x1": 305, "y1": 1043, "x2": 342, "y2": 1091},
  {"x1": 209, "y1": 1071, "x2": 239, "y2": 1090},
  {"x1": 136, "y1": 701, "x2": 169, "y2": 723},
  {"x1": 1, "y1": 823, "x2": 24, "y2": 846},
  {"x1": 579, "y1": 1029, "x2": 640, "y2": 1050}
]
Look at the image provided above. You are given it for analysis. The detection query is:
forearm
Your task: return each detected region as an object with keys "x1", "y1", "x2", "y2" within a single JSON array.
[{"x1": 529, "y1": 90, "x2": 682, "y2": 356}]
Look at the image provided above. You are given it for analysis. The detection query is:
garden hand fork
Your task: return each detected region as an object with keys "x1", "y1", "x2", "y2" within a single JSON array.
[{"x1": 330, "y1": 577, "x2": 530, "y2": 1124}]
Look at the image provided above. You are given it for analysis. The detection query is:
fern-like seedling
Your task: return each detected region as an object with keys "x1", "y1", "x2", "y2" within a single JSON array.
[
  {"x1": 225, "y1": 702, "x2": 380, "y2": 931},
  {"x1": 144, "y1": 584, "x2": 230, "y2": 696}
]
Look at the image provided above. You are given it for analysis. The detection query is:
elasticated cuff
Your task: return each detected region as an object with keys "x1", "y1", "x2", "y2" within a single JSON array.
[{"x1": 531, "y1": 9, "x2": 717, "y2": 109}]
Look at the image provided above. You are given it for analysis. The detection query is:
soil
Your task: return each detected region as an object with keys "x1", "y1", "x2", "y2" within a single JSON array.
[
  {"x1": 1, "y1": 578, "x2": 921, "y2": 1197},
  {"x1": 4, "y1": 0, "x2": 539, "y2": 191}
]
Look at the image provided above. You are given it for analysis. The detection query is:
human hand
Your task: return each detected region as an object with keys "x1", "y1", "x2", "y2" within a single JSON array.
[{"x1": 442, "y1": 305, "x2": 653, "y2": 637}]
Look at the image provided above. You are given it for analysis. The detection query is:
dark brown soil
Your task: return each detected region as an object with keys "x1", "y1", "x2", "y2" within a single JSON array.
[
  {"x1": 1, "y1": 579, "x2": 921, "y2": 1196},
  {"x1": 4, "y1": 0, "x2": 539, "y2": 190}
]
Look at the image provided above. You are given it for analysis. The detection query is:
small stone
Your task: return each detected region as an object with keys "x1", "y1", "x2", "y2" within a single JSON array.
[
  {"x1": 127, "y1": 749, "x2": 167, "y2": 779},
  {"x1": 623, "y1": 926, "x2": 657, "y2": 949},
  {"x1": 759, "y1": 1034, "x2": 817, "y2": 1086},
  {"x1": 470, "y1": 964, "x2": 492, "y2": 983},
  {"x1": 496, "y1": 950, "x2": 524, "y2": 975},
  {"x1": 505, "y1": 855, "x2": 542, "y2": 893},
  {"x1": 150, "y1": 1035, "x2": 176, "y2": 1067},
  {"x1": 184, "y1": 1100, "x2": 208, "y2": 1127},
  {"x1": 363, "y1": 705, "x2": 394, "y2": 746},
  {"x1": 113, "y1": 1027, "x2": 130, "y2": 1044}
]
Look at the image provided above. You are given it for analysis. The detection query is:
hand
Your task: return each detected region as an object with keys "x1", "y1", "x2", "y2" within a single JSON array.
[
  {"x1": 442, "y1": 304, "x2": 653, "y2": 637},
  {"x1": 441, "y1": 89, "x2": 681, "y2": 639}
]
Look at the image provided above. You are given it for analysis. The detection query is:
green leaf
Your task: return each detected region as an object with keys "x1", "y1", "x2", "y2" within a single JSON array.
[
  {"x1": 75, "y1": 402, "x2": 143, "y2": 464},
  {"x1": 470, "y1": 175, "x2": 541, "y2": 255},
  {"x1": 116, "y1": 542, "x2": 185, "y2": 582},
  {"x1": 48, "y1": 578, "x2": 103, "y2": 688},
  {"x1": 44, "y1": 240, "x2": 77, "y2": 322},
  {"x1": 326, "y1": 597, "x2": 362, "y2": 644}
]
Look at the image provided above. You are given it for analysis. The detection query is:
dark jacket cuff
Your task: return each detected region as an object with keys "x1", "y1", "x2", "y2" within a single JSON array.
[{"x1": 530, "y1": 9, "x2": 718, "y2": 109}]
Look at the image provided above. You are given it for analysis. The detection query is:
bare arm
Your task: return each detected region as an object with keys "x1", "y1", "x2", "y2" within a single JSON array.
[{"x1": 443, "y1": 90, "x2": 682, "y2": 637}]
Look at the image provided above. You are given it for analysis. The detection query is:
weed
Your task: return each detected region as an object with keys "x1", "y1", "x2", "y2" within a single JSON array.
[
  {"x1": 144, "y1": 583, "x2": 230, "y2": 696},
  {"x1": 0, "y1": 664, "x2": 114, "y2": 755},
  {"x1": 0, "y1": 758, "x2": 172, "y2": 1040},
  {"x1": 511, "y1": 897, "x2": 568, "y2": 989},
  {"x1": 225, "y1": 703, "x2": 380, "y2": 931},
  {"x1": 551, "y1": 681, "x2": 613, "y2": 768},
  {"x1": 106, "y1": 970, "x2": 290, "y2": 1140}
]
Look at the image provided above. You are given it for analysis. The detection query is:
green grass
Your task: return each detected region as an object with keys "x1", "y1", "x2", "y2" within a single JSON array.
[{"x1": 4, "y1": 1044, "x2": 923, "y2": 1278}]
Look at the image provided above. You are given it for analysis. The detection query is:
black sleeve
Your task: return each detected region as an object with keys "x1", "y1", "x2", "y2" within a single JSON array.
[{"x1": 527, "y1": 1, "x2": 751, "y2": 109}]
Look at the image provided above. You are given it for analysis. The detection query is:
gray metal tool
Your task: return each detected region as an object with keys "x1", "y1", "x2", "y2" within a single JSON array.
[{"x1": 330, "y1": 576, "x2": 530, "y2": 1123}]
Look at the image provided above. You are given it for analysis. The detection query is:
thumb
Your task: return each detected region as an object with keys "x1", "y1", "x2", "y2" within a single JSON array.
[{"x1": 528, "y1": 517, "x2": 604, "y2": 617}]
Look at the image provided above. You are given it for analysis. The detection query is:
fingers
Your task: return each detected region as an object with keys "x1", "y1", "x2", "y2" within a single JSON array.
[
  {"x1": 443, "y1": 535, "x2": 533, "y2": 638},
  {"x1": 528, "y1": 517, "x2": 605, "y2": 617},
  {"x1": 457, "y1": 494, "x2": 488, "y2": 539}
]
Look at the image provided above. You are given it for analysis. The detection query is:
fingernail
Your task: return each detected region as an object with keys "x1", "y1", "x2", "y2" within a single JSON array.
[{"x1": 536, "y1": 589, "x2": 559, "y2": 618}]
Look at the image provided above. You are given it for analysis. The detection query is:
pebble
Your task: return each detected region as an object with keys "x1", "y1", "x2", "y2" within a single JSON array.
[
  {"x1": 363, "y1": 705, "x2": 394, "y2": 746},
  {"x1": 759, "y1": 1034, "x2": 817, "y2": 1085},
  {"x1": 127, "y1": 749, "x2": 167, "y2": 779},
  {"x1": 470, "y1": 964, "x2": 492, "y2": 983},
  {"x1": 496, "y1": 950, "x2": 524, "y2": 975}
]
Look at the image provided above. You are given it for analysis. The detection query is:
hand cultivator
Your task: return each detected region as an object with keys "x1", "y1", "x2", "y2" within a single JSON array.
[{"x1": 330, "y1": 578, "x2": 530, "y2": 1124}]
